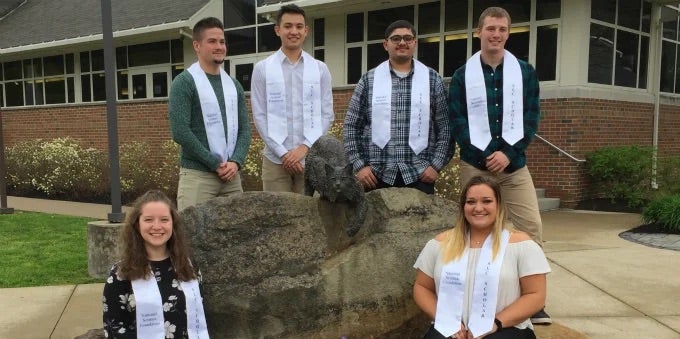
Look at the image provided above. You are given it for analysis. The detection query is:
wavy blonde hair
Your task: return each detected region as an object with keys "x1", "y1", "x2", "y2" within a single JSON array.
[{"x1": 441, "y1": 175, "x2": 510, "y2": 263}]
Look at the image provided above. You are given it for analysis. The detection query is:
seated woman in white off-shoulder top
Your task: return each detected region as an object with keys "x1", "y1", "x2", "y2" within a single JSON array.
[{"x1": 413, "y1": 175, "x2": 550, "y2": 339}]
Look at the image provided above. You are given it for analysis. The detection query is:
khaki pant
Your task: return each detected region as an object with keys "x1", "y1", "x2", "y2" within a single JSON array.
[
  {"x1": 176, "y1": 168, "x2": 243, "y2": 211},
  {"x1": 261, "y1": 156, "x2": 304, "y2": 194},
  {"x1": 460, "y1": 162, "x2": 543, "y2": 245}
]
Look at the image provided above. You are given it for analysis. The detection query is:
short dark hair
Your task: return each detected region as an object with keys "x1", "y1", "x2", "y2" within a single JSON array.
[
  {"x1": 384, "y1": 20, "x2": 416, "y2": 39},
  {"x1": 477, "y1": 7, "x2": 512, "y2": 30},
  {"x1": 276, "y1": 4, "x2": 306, "y2": 25},
  {"x1": 193, "y1": 17, "x2": 224, "y2": 41}
]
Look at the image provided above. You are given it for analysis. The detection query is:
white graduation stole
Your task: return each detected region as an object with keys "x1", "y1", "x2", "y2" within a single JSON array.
[
  {"x1": 265, "y1": 49, "x2": 323, "y2": 147},
  {"x1": 371, "y1": 60, "x2": 430, "y2": 154},
  {"x1": 181, "y1": 279, "x2": 210, "y2": 338},
  {"x1": 435, "y1": 230, "x2": 510, "y2": 337},
  {"x1": 465, "y1": 51, "x2": 523, "y2": 150},
  {"x1": 188, "y1": 62, "x2": 238, "y2": 162},
  {"x1": 131, "y1": 272, "x2": 210, "y2": 339}
]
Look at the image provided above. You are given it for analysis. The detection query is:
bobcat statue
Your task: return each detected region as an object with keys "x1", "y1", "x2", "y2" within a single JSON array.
[{"x1": 304, "y1": 135, "x2": 367, "y2": 237}]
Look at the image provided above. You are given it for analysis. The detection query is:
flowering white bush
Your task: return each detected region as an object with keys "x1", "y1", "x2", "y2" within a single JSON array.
[
  {"x1": 5, "y1": 137, "x2": 107, "y2": 198},
  {"x1": 5, "y1": 138, "x2": 181, "y2": 203},
  {"x1": 242, "y1": 137, "x2": 264, "y2": 178},
  {"x1": 118, "y1": 140, "x2": 180, "y2": 201},
  {"x1": 434, "y1": 157, "x2": 461, "y2": 202}
]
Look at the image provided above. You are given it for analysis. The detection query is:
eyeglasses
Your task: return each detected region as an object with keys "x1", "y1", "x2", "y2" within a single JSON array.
[{"x1": 387, "y1": 35, "x2": 416, "y2": 44}]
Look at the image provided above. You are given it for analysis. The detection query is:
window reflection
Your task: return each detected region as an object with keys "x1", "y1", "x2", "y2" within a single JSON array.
[
  {"x1": 614, "y1": 30, "x2": 638, "y2": 87},
  {"x1": 418, "y1": 37, "x2": 439, "y2": 71},
  {"x1": 367, "y1": 6, "x2": 414, "y2": 41},
  {"x1": 588, "y1": 24, "x2": 615, "y2": 85},
  {"x1": 5, "y1": 82, "x2": 23, "y2": 107},
  {"x1": 444, "y1": 34, "x2": 467, "y2": 77},
  {"x1": 537, "y1": 25, "x2": 558, "y2": 81},
  {"x1": 444, "y1": 0, "x2": 467, "y2": 31},
  {"x1": 347, "y1": 47, "x2": 362, "y2": 84},
  {"x1": 226, "y1": 28, "x2": 256, "y2": 55},
  {"x1": 419, "y1": 2, "x2": 440, "y2": 35}
]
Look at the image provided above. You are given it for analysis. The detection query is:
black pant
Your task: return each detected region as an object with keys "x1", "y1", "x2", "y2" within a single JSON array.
[
  {"x1": 423, "y1": 324, "x2": 536, "y2": 339},
  {"x1": 374, "y1": 171, "x2": 435, "y2": 195}
]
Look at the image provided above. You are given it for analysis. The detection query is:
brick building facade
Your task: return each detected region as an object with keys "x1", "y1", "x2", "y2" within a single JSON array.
[
  {"x1": 4, "y1": 0, "x2": 680, "y2": 207},
  {"x1": 4, "y1": 91, "x2": 679, "y2": 207}
]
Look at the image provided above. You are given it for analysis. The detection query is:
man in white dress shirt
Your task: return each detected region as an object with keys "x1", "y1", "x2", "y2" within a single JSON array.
[{"x1": 251, "y1": 4, "x2": 334, "y2": 193}]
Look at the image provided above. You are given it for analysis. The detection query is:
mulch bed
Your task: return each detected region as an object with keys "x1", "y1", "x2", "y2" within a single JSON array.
[
  {"x1": 625, "y1": 222, "x2": 680, "y2": 235},
  {"x1": 574, "y1": 198, "x2": 644, "y2": 214}
]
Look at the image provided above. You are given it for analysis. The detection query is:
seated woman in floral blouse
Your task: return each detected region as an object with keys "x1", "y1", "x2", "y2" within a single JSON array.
[{"x1": 102, "y1": 190, "x2": 208, "y2": 339}]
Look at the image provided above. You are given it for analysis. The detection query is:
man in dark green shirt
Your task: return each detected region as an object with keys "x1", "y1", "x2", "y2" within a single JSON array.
[
  {"x1": 168, "y1": 17, "x2": 251, "y2": 210},
  {"x1": 448, "y1": 6, "x2": 550, "y2": 325}
]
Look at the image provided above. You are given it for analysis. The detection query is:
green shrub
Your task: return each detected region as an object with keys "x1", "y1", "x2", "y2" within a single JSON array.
[
  {"x1": 5, "y1": 138, "x2": 108, "y2": 199},
  {"x1": 5, "y1": 138, "x2": 180, "y2": 203},
  {"x1": 586, "y1": 145, "x2": 653, "y2": 207},
  {"x1": 656, "y1": 156, "x2": 680, "y2": 195},
  {"x1": 642, "y1": 195, "x2": 680, "y2": 232},
  {"x1": 118, "y1": 140, "x2": 180, "y2": 202},
  {"x1": 155, "y1": 140, "x2": 180, "y2": 194},
  {"x1": 4, "y1": 132, "x2": 463, "y2": 203}
]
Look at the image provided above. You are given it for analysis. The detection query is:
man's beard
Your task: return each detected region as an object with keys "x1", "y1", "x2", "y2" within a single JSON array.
[{"x1": 213, "y1": 59, "x2": 225, "y2": 65}]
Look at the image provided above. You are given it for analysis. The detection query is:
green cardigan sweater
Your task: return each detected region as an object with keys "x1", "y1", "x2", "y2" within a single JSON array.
[{"x1": 168, "y1": 70, "x2": 251, "y2": 173}]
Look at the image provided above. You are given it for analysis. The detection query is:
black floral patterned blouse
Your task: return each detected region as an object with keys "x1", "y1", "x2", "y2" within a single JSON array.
[{"x1": 102, "y1": 257, "x2": 202, "y2": 339}]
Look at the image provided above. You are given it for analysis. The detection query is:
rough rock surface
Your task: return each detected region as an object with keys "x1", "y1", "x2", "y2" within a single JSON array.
[
  {"x1": 77, "y1": 187, "x2": 588, "y2": 339},
  {"x1": 181, "y1": 188, "x2": 456, "y2": 338}
]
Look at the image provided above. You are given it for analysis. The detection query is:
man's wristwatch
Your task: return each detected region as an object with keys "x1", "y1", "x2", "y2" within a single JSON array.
[{"x1": 494, "y1": 318, "x2": 503, "y2": 330}]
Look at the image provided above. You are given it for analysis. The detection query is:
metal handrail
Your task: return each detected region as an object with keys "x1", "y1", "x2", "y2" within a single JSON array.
[{"x1": 534, "y1": 134, "x2": 586, "y2": 163}]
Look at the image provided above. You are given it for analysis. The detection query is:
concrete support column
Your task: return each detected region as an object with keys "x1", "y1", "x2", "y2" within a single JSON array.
[{"x1": 87, "y1": 221, "x2": 121, "y2": 279}]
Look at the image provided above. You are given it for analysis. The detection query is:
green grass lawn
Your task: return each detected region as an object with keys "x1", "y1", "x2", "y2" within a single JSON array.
[{"x1": 0, "y1": 211, "x2": 103, "y2": 288}]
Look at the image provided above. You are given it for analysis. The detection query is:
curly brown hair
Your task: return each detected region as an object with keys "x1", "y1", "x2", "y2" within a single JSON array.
[{"x1": 117, "y1": 190, "x2": 196, "y2": 281}]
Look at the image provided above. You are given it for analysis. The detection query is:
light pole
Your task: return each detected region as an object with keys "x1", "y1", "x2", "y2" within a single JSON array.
[
  {"x1": 0, "y1": 106, "x2": 15, "y2": 214},
  {"x1": 101, "y1": 0, "x2": 124, "y2": 223}
]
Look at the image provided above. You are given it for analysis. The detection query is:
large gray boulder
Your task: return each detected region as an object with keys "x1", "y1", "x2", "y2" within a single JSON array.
[{"x1": 181, "y1": 188, "x2": 457, "y2": 338}]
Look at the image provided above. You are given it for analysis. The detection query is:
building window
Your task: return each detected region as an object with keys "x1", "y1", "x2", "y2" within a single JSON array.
[
  {"x1": 1, "y1": 54, "x2": 75, "y2": 106},
  {"x1": 344, "y1": 0, "x2": 559, "y2": 84},
  {"x1": 225, "y1": 0, "x2": 276, "y2": 59},
  {"x1": 660, "y1": 5, "x2": 680, "y2": 93},
  {"x1": 346, "y1": 13, "x2": 364, "y2": 43},
  {"x1": 80, "y1": 50, "x2": 106, "y2": 102},
  {"x1": 588, "y1": 0, "x2": 651, "y2": 89},
  {"x1": 367, "y1": 6, "x2": 414, "y2": 40},
  {"x1": 347, "y1": 47, "x2": 362, "y2": 84},
  {"x1": 314, "y1": 18, "x2": 325, "y2": 62},
  {"x1": 81, "y1": 39, "x2": 182, "y2": 102}
]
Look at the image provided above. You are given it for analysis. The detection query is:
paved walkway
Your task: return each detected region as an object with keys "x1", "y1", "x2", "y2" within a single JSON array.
[{"x1": 1, "y1": 197, "x2": 679, "y2": 338}]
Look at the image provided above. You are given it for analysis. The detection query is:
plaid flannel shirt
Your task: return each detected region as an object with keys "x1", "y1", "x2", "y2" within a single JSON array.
[
  {"x1": 343, "y1": 64, "x2": 452, "y2": 185},
  {"x1": 448, "y1": 57, "x2": 540, "y2": 173}
]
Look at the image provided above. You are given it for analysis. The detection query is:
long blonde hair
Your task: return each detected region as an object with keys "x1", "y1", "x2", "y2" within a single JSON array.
[{"x1": 441, "y1": 175, "x2": 509, "y2": 263}]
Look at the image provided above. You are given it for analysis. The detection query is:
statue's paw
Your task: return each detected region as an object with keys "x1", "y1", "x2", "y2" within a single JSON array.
[{"x1": 345, "y1": 224, "x2": 360, "y2": 237}]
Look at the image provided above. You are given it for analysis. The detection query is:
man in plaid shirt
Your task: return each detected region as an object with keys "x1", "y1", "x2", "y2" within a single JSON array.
[{"x1": 343, "y1": 20, "x2": 452, "y2": 195}]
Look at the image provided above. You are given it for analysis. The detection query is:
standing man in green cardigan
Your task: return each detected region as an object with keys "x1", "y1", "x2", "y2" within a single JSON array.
[{"x1": 168, "y1": 17, "x2": 251, "y2": 210}]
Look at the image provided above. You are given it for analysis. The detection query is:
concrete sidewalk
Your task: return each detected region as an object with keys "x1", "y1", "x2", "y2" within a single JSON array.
[
  {"x1": 1, "y1": 197, "x2": 679, "y2": 338},
  {"x1": 6, "y1": 196, "x2": 131, "y2": 220}
]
